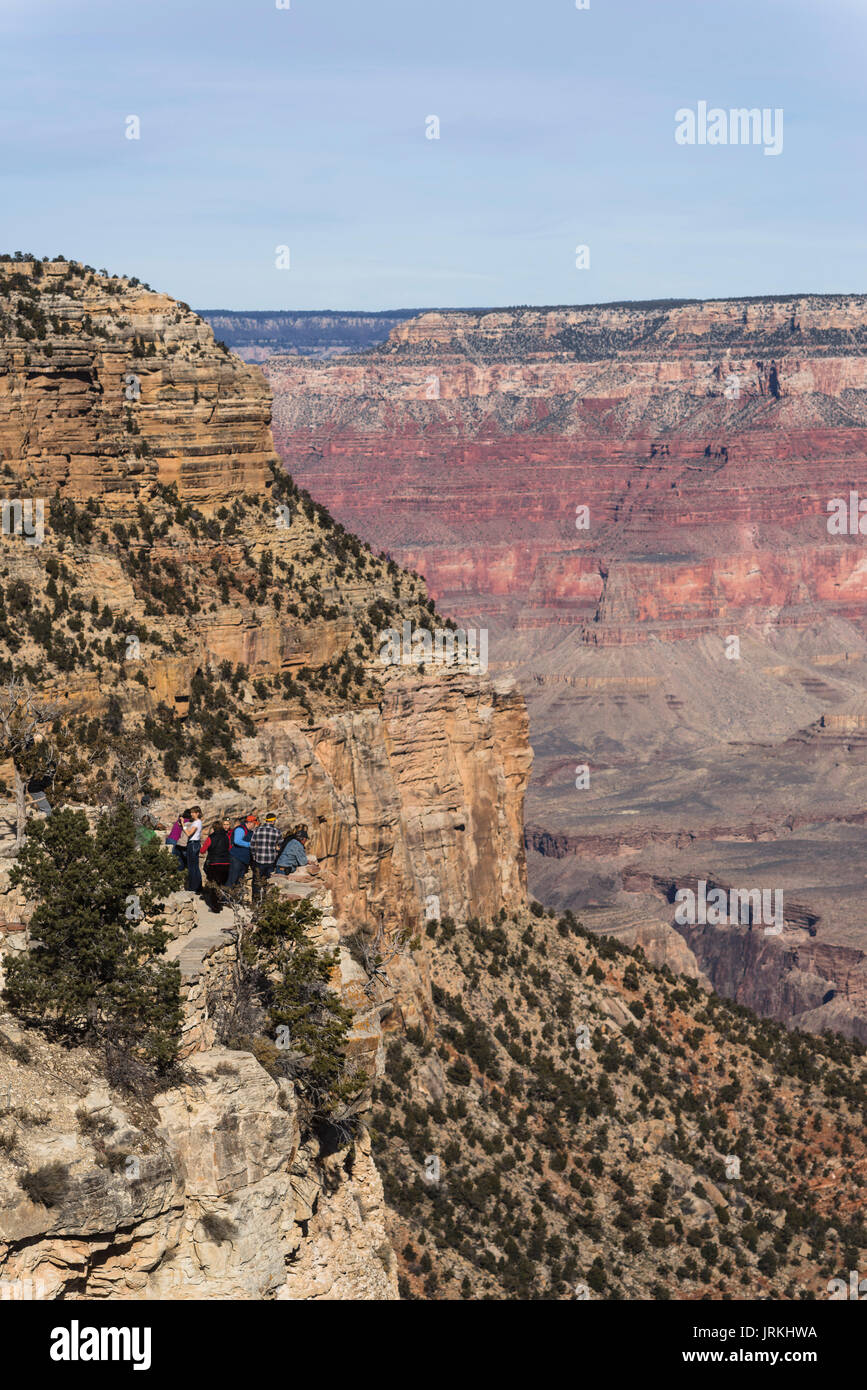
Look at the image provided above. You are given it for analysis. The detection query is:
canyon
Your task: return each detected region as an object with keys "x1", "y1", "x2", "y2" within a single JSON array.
[
  {"x1": 0, "y1": 261, "x2": 865, "y2": 1302},
  {"x1": 264, "y1": 296, "x2": 867, "y2": 1041}
]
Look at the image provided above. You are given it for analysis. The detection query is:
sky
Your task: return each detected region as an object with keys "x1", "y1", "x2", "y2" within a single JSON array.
[{"x1": 2, "y1": 0, "x2": 865, "y2": 310}]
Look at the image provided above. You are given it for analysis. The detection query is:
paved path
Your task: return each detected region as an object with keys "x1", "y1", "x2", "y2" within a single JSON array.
[
  {"x1": 165, "y1": 881, "x2": 320, "y2": 981},
  {"x1": 165, "y1": 896, "x2": 236, "y2": 981}
]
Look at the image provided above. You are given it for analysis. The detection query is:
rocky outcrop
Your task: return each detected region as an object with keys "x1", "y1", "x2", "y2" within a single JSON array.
[
  {"x1": 0, "y1": 1035, "x2": 396, "y2": 1300},
  {"x1": 0, "y1": 259, "x2": 274, "y2": 505},
  {"x1": 0, "y1": 257, "x2": 530, "y2": 994}
]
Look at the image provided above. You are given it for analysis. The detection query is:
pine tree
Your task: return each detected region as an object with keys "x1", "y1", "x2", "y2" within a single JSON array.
[
  {"x1": 3, "y1": 804, "x2": 182, "y2": 1074},
  {"x1": 247, "y1": 892, "x2": 367, "y2": 1125}
]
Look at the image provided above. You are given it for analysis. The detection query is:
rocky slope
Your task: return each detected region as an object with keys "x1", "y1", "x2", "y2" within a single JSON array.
[{"x1": 373, "y1": 902, "x2": 867, "y2": 1301}]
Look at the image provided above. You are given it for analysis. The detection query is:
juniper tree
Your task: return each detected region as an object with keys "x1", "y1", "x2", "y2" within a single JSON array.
[
  {"x1": 244, "y1": 891, "x2": 367, "y2": 1129},
  {"x1": 2, "y1": 804, "x2": 182, "y2": 1073}
]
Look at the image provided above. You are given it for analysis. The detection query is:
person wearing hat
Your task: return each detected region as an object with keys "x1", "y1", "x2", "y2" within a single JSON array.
[
  {"x1": 274, "y1": 824, "x2": 320, "y2": 881},
  {"x1": 226, "y1": 813, "x2": 257, "y2": 888},
  {"x1": 250, "y1": 812, "x2": 281, "y2": 903}
]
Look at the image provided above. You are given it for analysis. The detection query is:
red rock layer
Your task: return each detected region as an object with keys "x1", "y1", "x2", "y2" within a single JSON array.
[{"x1": 267, "y1": 296, "x2": 867, "y2": 644}]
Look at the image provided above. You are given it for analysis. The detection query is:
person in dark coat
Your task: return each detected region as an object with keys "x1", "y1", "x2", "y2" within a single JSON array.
[{"x1": 201, "y1": 817, "x2": 231, "y2": 913}]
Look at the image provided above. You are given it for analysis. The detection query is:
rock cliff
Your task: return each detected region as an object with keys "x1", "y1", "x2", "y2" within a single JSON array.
[
  {"x1": 267, "y1": 294, "x2": 867, "y2": 643},
  {"x1": 0, "y1": 256, "x2": 530, "y2": 1299}
]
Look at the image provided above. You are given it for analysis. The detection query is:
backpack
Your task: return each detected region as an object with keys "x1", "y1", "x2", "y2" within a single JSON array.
[{"x1": 206, "y1": 827, "x2": 230, "y2": 864}]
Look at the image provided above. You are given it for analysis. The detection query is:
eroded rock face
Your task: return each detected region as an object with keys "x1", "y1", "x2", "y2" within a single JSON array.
[
  {"x1": 265, "y1": 299, "x2": 867, "y2": 1040},
  {"x1": 0, "y1": 259, "x2": 274, "y2": 505},
  {"x1": 267, "y1": 295, "x2": 867, "y2": 642},
  {"x1": 0, "y1": 259, "x2": 533, "y2": 1300},
  {"x1": 0, "y1": 1040, "x2": 397, "y2": 1301},
  {"x1": 0, "y1": 258, "x2": 530, "y2": 999}
]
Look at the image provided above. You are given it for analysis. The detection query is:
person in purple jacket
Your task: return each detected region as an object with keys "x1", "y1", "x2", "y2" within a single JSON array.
[{"x1": 165, "y1": 809, "x2": 190, "y2": 872}]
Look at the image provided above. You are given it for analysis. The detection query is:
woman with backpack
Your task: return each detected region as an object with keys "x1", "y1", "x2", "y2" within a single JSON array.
[{"x1": 201, "y1": 817, "x2": 231, "y2": 913}]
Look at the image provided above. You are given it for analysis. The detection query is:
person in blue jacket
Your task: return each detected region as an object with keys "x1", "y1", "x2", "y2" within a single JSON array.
[
  {"x1": 274, "y1": 824, "x2": 320, "y2": 880},
  {"x1": 226, "y1": 813, "x2": 257, "y2": 887}
]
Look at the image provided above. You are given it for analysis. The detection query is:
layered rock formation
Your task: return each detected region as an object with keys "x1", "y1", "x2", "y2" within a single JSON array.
[
  {"x1": 0, "y1": 1028, "x2": 396, "y2": 1300},
  {"x1": 267, "y1": 294, "x2": 867, "y2": 642},
  {"x1": 265, "y1": 296, "x2": 867, "y2": 1040},
  {"x1": 199, "y1": 310, "x2": 419, "y2": 363},
  {"x1": 0, "y1": 259, "x2": 272, "y2": 504}
]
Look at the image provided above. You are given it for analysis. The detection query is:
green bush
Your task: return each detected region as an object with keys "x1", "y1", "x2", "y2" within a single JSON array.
[
  {"x1": 3, "y1": 805, "x2": 182, "y2": 1074},
  {"x1": 239, "y1": 893, "x2": 367, "y2": 1127}
]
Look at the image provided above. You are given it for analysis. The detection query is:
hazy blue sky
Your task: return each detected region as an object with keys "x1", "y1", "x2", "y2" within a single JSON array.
[{"x1": 3, "y1": 0, "x2": 865, "y2": 309}]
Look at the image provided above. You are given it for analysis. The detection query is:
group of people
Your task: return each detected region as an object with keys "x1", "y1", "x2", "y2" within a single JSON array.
[{"x1": 161, "y1": 807, "x2": 319, "y2": 912}]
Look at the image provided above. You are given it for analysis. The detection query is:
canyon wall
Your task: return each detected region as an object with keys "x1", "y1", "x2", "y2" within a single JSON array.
[
  {"x1": 199, "y1": 309, "x2": 419, "y2": 363},
  {"x1": 266, "y1": 296, "x2": 867, "y2": 1040},
  {"x1": 268, "y1": 295, "x2": 867, "y2": 642}
]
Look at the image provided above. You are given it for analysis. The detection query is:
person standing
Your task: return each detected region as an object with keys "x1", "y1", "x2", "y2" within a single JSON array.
[
  {"x1": 185, "y1": 805, "x2": 204, "y2": 895},
  {"x1": 165, "y1": 810, "x2": 190, "y2": 872},
  {"x1": 250, "y1": 812, "x2": 280, "y2": 903},
  {"x1": 201, "y1": 817, "x2": 231, "y2": 912},
  {"x1": 227, "y1": 814, "x2": 256, "y2": 887}
]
